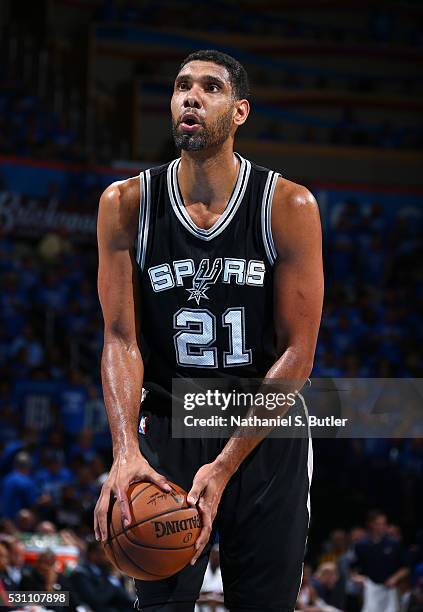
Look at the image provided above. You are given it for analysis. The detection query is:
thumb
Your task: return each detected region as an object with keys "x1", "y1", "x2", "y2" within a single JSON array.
[
  {"x1": 187, "y1": 481, "x2": 203, "y2": 506},
  {"x1": 148, "y1": 469, "x2": 172, "y2": 493}
]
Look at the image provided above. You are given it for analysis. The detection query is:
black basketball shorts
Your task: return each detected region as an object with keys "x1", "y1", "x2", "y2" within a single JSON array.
[{"x1": 134, "y1": 397, "x2": 312, "y2": 612}]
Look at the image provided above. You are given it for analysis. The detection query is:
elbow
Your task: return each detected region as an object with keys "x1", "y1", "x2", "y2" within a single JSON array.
[
  {"x1": 276, "y1": 342, "x2": 315, "y2": 380},
  {"x1": 301, "y1": 358, "x2": 314, "y2": 380},
  {"x1": 296, "y1": 356, "x2": 314, "y2": 381}
]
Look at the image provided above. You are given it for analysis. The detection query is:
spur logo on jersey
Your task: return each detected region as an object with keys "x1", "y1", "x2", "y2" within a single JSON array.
[
  {"x1": 186, "y1": 258, "x2": 222, "y2": 305},
  {"x1": 148, "y1": 258, "x2": 266, "y2": 303}
]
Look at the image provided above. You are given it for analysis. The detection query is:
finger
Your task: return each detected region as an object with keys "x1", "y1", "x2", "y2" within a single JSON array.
[
  {"x1": 146, "y1": 469, "x2": 171, "y2": 492},
  {"x1": 190, "y1": 523, "x2": 211, "y2": 565},
  {"x1": 187, "y1": 480, "x2": 205, "y2": 506},
  {"x1": 116, "y1": 486, "x2": 132, "y2": 528},
  {"x1": 191, "y1": 506, "x2": 212, "y2": 565},
  {"x1": 96, "y1": 487, "x2": 111, "y2": 541},
  {"x1": 93, "y1": 507, "x2": 100, "y2": 541}
]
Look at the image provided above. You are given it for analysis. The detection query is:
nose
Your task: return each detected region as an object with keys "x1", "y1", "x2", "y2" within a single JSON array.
[
  {"x1": 183, "y1": 86, "x2": 202, "y2": 109},
  {"x1": 184, "y1": 96, "x2": 201, "y2": 109}
]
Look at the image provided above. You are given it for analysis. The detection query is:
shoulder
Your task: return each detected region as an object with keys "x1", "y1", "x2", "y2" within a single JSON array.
[
  {"x1": 270, "y1": 176, "x2": 321, "y2": 255},
  {"x1": 355, "y1": 537, "x2": 370, "y2": 550},
  {"x1": 97, "y1": 176, "x2": 140, "y2": 247},
  {"x1": 99, "y1": 176, "x2": 140, "y2": 219},
  {"x1": 272, "y1": 176, "x2": 318, "y2": 216}
]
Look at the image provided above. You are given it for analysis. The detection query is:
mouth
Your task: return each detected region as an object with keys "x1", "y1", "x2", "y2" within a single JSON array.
[{"x1": 179, "y1": 113, "x2": 203, "y2": 132}]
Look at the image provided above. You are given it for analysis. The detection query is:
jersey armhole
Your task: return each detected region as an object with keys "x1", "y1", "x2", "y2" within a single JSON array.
[
  {"x1": 135, "y1": 169, "x2": 151, "y2": 271},
  {"x1": 261, "y1": 171, "x2": 280, "y2": 266}
]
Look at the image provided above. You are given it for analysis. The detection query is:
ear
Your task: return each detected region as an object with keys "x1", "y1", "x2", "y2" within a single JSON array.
[{"x1": 233, "y1": 99, "x2": 250, "y2": 127}]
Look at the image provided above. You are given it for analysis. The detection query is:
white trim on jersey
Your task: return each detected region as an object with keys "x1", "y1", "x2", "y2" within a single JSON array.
[
  {"x1": 167, "y1": 152, "x2": 252, "y2": 241},
  {"x1": 297, "y1": 390, "x2": 313, "y2": 518},
  {"x1": 295, "y1": 389, "x2": 314, "y2": 604},
  {"x1": 136, "y1": 169, "x2": 152, "y2": 271},
  {"x1": 261, "y1": 170, "x2": 279, "y2": 266}
]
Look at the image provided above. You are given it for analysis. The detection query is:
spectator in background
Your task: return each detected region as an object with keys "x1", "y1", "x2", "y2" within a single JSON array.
[
  {"x1": 15, "y1": 509, "x2": 37, "y2": 533},
  {"x1": 296, "y1": 563, "x2": 324, "y2": 610},
  {"x1": 5, "y1": 537, "x2": 25, "y2": 587},
  {"x1": 54, "y1": 485, "x2": 83, "y2": 530},
  {"x1": 35, "y1": 455, "x2": 74, "y2": 502},
  {"x1": 319, "y1": 530, "x2": 348, "y2": 565},
  {"x1": 70, "y1": 540, "x2": 135, "y2": 612},
  {"x1": 197, "y1": 543, "x2": 224, "y2": 611},
  {"x1": 0, "y1": 541, "x2": 14, "y2": 607},
  {"x1": 69, "y1": 430, "x2": 97, "y2": 463},
  {"x1": 352, "y1": 510, "x2": 410, "y2": 612},
  {"x1": 311, "y1": 562, "x2": 343, "y2": 611},
  {"x1": 404, "y1": 565, "x2": 423, "y2": 612},
  {"x1": 1, "y1": 452, "x2": 38, "y2": 519},
  {"x1": 0, "y1": 535, "x2": 26, "y2": 588},
  {"x1": 9, "y1": 324, "x2": 44, "y2": 368},
  {"x1": 340, "y1": 527, "x2": 367, "y2": 612},
  {"x1": 318, "y1": 530, "x2": 349, "y2": 609},
  {"x1": 20, "y1": 549, "x2": 80, "y2": 611}
]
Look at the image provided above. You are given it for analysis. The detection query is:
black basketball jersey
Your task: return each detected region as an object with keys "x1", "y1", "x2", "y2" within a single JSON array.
[{"x1": 135, "y1": 152, "x2": 280, "y2": 407}]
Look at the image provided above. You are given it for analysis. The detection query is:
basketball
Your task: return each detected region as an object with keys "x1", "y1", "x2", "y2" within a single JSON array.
[{"x1": 103, "y1": 481, "x2": 201, "y2": 580}]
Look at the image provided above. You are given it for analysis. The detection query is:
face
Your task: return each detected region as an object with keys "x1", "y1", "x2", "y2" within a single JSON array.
[
  {"x1": 370, "y1": 514, "x2": 387, "y2": 538},
  {"x1": 36, "y1": 554, "x2": 55, "y2": 576},
  {"x1": 320, "y1": 566, "x2": 338, "y2": 588},
  {"x1": 171, "y1": 60, "x2": 248, "y2": 151}
]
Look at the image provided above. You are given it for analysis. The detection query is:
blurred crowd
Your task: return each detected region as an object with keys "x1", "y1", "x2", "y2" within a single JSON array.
[
  {"x1": 1, "y1": 1, "x2": 422, "y2": 167},
  {"x1": 0, "y1": 65, "x2": 82, "y2": 162},
  {"x1": 315, "y1": 199, "x2": 422, "y2": 378},
  {"x1": 95, "y1": 0, "x2": 423, "y2": 47},
  {"x1": 1, "y1": 497, "x2": 422, "y2": 611},
  {"x1": 0, "y1": 189, "x2": 422, "y2": 609},
  {"x1": 0, "y1": 514, "x2": 136, "y2": 611},
  {"x1": 295, "y1": 511, "x2": 423, "y2": 612}
]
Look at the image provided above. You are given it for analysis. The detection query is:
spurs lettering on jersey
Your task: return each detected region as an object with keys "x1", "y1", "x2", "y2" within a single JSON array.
[{"x1": 148, "y1": 258, "x2": 266, "y2": 303}]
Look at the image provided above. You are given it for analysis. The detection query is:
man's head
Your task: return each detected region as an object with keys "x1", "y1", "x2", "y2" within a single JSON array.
[
  {"x1": 9, "y1": 539, "x2": 25, "y2": 567},
  {"x1": 171, "y1": 49, "x2": 250, "y2": 152},
  {"x1": 330, "y1": 529, "x2": 347, "y2": 553},
  {"x1": 15, "y1": 509, "x2": 36, "y2": 532},
  {"x1": 315, "y1": 562, "x2": 339, "y2": 589},
  {"x1": 14, "y1": 451, "x2": 32, "y2": 474},
  {"x1": 36, "y1": 521, "x2": 57, "y2": 535},
  {"x1": 35, "y1": 550, "x2": 56, "y2": 577},
  {"x1": 367, "y1": 510, "x2": 388, "y2": 539}
]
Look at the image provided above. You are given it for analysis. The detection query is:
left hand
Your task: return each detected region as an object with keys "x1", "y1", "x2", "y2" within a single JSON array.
[{"x1": 187, "y1": 460, "x2": 232, "y2": 565}]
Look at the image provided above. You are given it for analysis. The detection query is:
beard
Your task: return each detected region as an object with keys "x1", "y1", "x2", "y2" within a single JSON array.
[{"x1": 172, "y1": 106, "x2": 234, "y2": 151}]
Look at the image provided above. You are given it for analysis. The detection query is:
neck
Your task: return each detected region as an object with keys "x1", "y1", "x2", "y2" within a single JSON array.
[{"x1": 178, "y1": 142, "x2": 239, "y2": 208}]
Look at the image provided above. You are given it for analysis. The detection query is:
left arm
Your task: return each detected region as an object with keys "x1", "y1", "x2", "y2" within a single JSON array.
[
  {"x1": 384, "y1": 567, "x2": 409, "y2": 588},
  {"x1": 188, "y1": 179, "x2": 324, "y2": 563}
]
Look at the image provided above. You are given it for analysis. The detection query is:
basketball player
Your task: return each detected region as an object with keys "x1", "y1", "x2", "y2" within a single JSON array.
[{"x1": 94, "y1": 50, "x2": 323, "y2": 612}]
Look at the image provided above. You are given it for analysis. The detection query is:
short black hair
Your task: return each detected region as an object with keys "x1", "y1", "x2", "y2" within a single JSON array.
[{"x1": 178, "y1": 49, "x2": 250, "y2": 100}]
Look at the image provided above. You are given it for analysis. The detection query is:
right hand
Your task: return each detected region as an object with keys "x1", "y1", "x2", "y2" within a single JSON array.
[{"x1": 94, "y1": 450, "x2": 171, "y2": 541}]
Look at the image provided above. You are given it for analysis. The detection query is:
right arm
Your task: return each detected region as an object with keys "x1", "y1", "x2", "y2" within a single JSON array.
[{"x1": 94, "y1": 180, "x2": 170, "y2": 542}]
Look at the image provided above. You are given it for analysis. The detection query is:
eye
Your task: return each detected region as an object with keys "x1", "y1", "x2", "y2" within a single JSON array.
[
  {"x1": 207, "y1": 84, "x2": 220, "y2": 92},
  {"x1": 177, "y1": 82, "x2": 188, "y2": 90}
]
